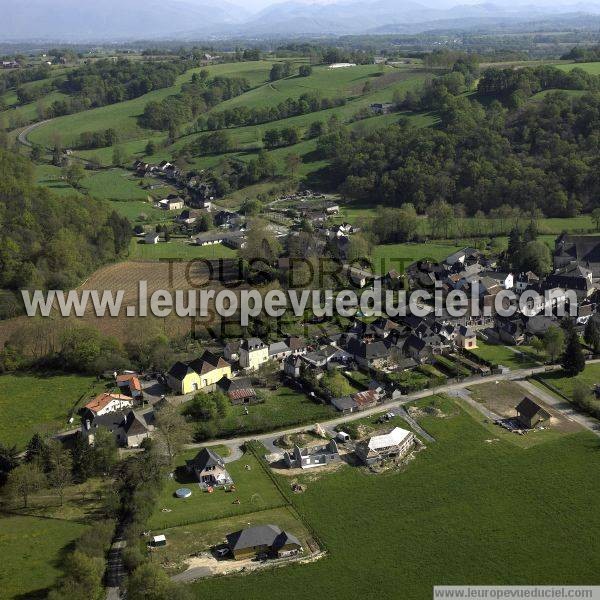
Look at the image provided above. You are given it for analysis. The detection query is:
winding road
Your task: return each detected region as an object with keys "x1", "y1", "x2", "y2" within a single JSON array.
[{"x1": 16, "y1": 119, "x2": 51, "y2": 148}]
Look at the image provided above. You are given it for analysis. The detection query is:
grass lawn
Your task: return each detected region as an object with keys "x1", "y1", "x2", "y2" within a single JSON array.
[
  {"x1": 152, "y1": 506, "x2": 312, "y2": 573},
  {"x1": 107, "y1": 199, "x2": 174, "y2": 223},
  {"x1": 192, "y1": 395, "x2": 600, "y2": 599},
  {"x1": 211, "y1": 386, "x2": 337, "y2": 439},
  {"x1": 0, "y1": 514, "x2": 88, "y2": 600},
  {"x1": 148, "y1": 446, "x2": 286, "y2": 529},
  {"x1": 33, "y1": 164, "x2": 84, "y2": 198},
  {"x1": 81, "y1": 168, "x2": 155, "y2": 201},
  {"x1": 371, "y1": 242, "x2": 464, "y2": 274},
  {"x1": 129, "y1": 237, "x2": 238, "y2": 260},
  {"x1": 470, "y1": 340, "x2": 541, "y2": 370},
  {"x1": 536, "y1": 362, "x2": 600, "y2": 399},
  {"x1": 0, "y1": 373, "x2": 102, "y2": 448},
  {"x1": 556, "y1": 61, "x2": 600, "y2": 74}
]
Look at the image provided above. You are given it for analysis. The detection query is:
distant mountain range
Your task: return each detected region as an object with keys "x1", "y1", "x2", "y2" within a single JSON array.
[{"x1": 3, "y1": 0, "x2": 600, "y2": 41}]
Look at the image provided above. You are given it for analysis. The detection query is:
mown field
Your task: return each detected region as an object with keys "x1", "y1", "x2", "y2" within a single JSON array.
[
  {"x1": 191, "y1": 395, "x2": 600, "y2": 599},
  {"x1": 536, "y1": 362, "x2": 600, "y2": 399},
  {"x1": 148, "y1": 446, "x2": 286, "y2": 529},
  {"x1": 0, "y1": 373, "x2": 102, "y2": 448},
  {"x1": 470, "y1": 340, "x2": 541, "y2": 370}
]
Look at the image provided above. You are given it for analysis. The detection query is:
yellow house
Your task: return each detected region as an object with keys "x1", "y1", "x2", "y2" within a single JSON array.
[
  {"x1": 166, "y1": 351, "x2": 231, "y2": 394},
  {"x1": 239, "y1": 338, "x2": 269, "y2": 371}
]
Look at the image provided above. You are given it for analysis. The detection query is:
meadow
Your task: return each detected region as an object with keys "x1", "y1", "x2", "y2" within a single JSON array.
[
  {"x1": 28, "y1": 61, "x2": 276, "y2": 148},
  {"x1": 129, "y1": 237, "x2": 238, "y2": 260},
  {"x1": 0, "y1": 373, "x2": 102, "y2": 448},
  {"x1": 191, "y1": 395, "x2": 600, "y2": 599},
  {"x1": 536, "y1": 362, "x2": 600, "y2": 400},
  {"x1": 0, "y1": 514, "x2": 88, "y2": 599}
]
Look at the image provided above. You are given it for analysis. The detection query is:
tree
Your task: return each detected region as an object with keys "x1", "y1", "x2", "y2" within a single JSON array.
[
  {"x1": 298, "y1": 65, "x2": 312, "y2": 77},
  {"x1": 426, "y1": 199, "x2": 454, "y2": 238},
  {"x1": 345, "y1": 233, "x2": 372, "y2": 264},
  {"x1": 62, "y1": 162, "x2": 85, "y2": 189},
  {"x1": 48, "y1": 550, "x2": 105, "y2": 600},
  {"x1": 584, "y1": 317, "x2": 600, "y2": 353},
  {"x1": 530, "y1": 335, "x2": 545, "y2": 357},
  {"x1": 47, "y1": 440, "x2": 73, "y2": 505},
  {"x1": 92, "y1": 428, "x2": 118, "y2": 475},
  {"x1": 543, "y1": 326, "x2": 565, "y2": 363},
  {"x1": 284, "y1": 152, "x2": 302, "y2": 178},
  {"x1": 112, "y1": 144, "x2": 126, "y2": 167},
  {"x1": 0, "y1": 442, "x2": 19, "y2": 484},
  {"x1": 25, "y1": 432, "x2": 49, "y2": 467},
  {"x1": 321, "y1": 371, "x2": 353, "y2": 398},
  {"x1": 30, "y1": 145, "x2": 43, "y2": 161},
  {"x1": 519, "y1": 241, "x2": 552, "y2": 275},
  {"x1": 126, "y1": 562, "x2": 192, "y2": 600},
  {"x1": 562, "y1": 326, "x2": 586, "y2": 376},
  {"x1": 145, "y1": 140, "x2": 157, "y2": 155},
  {"x1": 154, "y1": 404, "x2": 191, "y2": 464},
  {"x1": 184, "y1": 393, "x2": 218, "y2": 421},
  {"x1": 6, "y1": 462, "x2": 45, "y2": 507}
]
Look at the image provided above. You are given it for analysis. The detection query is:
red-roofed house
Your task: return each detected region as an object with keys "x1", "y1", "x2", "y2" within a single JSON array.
[
  {"x1": 84, "y1": 393, "x2": 133, "y2": 417},
  {"x1": 352, "y1": 390, "x2": 379, "y2": 411},
  {"x1": 116, "y1": 374, "x2": 143, "y2": 399}
]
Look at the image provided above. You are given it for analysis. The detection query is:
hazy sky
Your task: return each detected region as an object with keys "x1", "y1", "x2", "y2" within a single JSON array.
[{"x1": 234, "y1": 0, "x2": 598, "y2": 11}]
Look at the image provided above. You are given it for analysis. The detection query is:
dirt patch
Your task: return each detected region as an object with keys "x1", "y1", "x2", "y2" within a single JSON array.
[{"x1": 408, "y1": 405, "x2": 449, "y2": 419}]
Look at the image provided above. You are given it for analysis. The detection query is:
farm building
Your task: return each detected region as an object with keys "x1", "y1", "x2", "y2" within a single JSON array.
[
  {"x1": 515, "y1": 397, "x2": 551, "y2": 429},
  {"x1": 331, "y1": 395, "x2": 359, "y2": 414},
  {"x1": 226, "y1": 524, "x2": 302, "y2": 560},
  {"x1": 217, "y1": 376, "x2": 258, "y2": 405},
  {"x1": 144, "y1": 233, "x2": 160, "y2": 244},
  {"x1": 186, "y1": 448, "x2": 233, "y2": 488},
  {"x1": 159, "y1": 196, "x2": 184, "y2": 210},
  {"x1": 284, "y1": 439, "x2": 340, "y2": 469},
  {"x1": 355, "y1": 427, "x2": 415, "y2": 466}
]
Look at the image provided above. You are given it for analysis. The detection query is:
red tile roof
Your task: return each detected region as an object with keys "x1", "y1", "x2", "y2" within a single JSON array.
[
  {"x1": 116, "y1": 374, "x2": 142, "y2": 391},
  {"x1": 85, "y1": 392, "x2": 132, "y2": 414}
]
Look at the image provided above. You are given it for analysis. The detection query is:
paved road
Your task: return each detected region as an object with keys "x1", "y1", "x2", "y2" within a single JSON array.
[
  {"x1": 182, "y1": 364, "x2": 582, "y2": 452},
  {"x1": 517, "y1": 380, "x2": 600, "y2": 437},
  {"x1": 171, "y1": 565, "x2": 213, "y2": 582},
  {"x1": 105, "y1": 537, "x2": 126, "y2": 599},
  {"x1": 16, "y1": 119, "x2": 50, "y2": 147},
  {"x1": 394, "y1": 405, "x2": 436, "y2": 443}
]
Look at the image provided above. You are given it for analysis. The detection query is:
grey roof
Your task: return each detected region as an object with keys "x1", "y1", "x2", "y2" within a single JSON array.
[
  {"x1": 167, "y1": 361, "x2": 191, "y2": 380},
  {"x1": 186, "y1": 448, "x2": 224, "y2": 471},
  {"x1": 218, "y1": 376, "x2": 252, "y2": 392},
  {"x1": 331, "y1": 396, "x2": 358, "y2": 411},
  {"x1": 226, "y1": 524, "x2": 301, "y2": 552},
  {"x1": 516, "y1": 397, "x2": 551, "y2": 421},
  {"x1": 457, "y1": 325, "x2": 475, "y2": 337},
  {"x1": 269, "y1": 341, "x2": 290, "y2": 356},
  {"x1": 240, "y1": 337, "x2": 266, "y2": 351}
]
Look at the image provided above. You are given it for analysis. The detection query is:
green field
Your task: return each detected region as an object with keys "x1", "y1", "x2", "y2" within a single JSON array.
[
  {"x1": 0, "y1": 514, "x2": 87, "y2": 600},
  {"x1": 470, "y1": 340, "x2": 541, "y2": 370},
  {"x1": 191, "y1": 395, "x2": 600, "y2": 599},
  {"x1": 129, "y1": 237, "x2": 238, "y2": 260},
  {"x1": 556, "y1": 61, "x2": 600, "y2": 74},
  {"x1": 371, "y1": 242, "x2": 464, "y2": 273},
  {"x1": 149, "y1": 446, "x2": 286, "y2": 529},
  {"x1": 0, "y1": 373, "x2": 101, "y2": 448},
  {"x1": 28, "y1": 61, "x2": 276, "y2": 148},
  {"x1": 536, "y1": 362, "x2": 600, "y2": 399},
  {"x1": 205, "y1": 386, "x2": 337, "y2": 439}
]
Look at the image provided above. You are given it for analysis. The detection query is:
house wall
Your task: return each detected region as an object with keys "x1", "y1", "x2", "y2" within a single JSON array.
[
  {"x1": 240, "y1": 347, "x2": 269, "y2": 370},
  {"x1": 168, "y1": 365, "x2": 231, "y2": 395}
]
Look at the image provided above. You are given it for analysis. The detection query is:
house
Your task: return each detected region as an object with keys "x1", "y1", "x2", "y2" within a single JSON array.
[
  {"x1": 226, "y1": 524, "x2": 302, "y2": 560},
  {"x1": 158, "y1": 195, "x2": 184, "y2": 210},
  {"x1": 286, "y1": 336, "x2": 308, "y2": 355},
  {"x1": 554, "y1": 234, "x2": 600, "y2": 277},
  {"x1": 352, "y1": 389, "x2": 379, "y2": 410},
  {"x1": 443, "y1": 247, "x2": 480, "y2": 267},
  {"x1": 496, "y1": 318, "x2": 526, "y2": 345},
  {"x1": 515, "y1": 397, "x2": 551, "y2": 429},
  {"x1": 284, "y1": 439, "x2": 340, "y2": 469},
  {"x1": 223, "y1": 340, "x2": 241, "y2": 362},
  {"x1": 331, "y1": 395, "x2": 359, "y2": 414},
  {"x1": 186, "y1": 448, "x2": 233, "y2": 487},
  {"x1": 82, "y1": 409, "x2": 154, "y2": 447},
  {"x1": 144, "y1": 233, "x2": 160, "y2": 244},
  {"x1": 269, "y1": 341, "x2": 291, "y2": 361},
  {"x1": 176, "y1": 209, "x2": 204, "y2": 224},
  {"x1": 166, "y1": 351, "x2": 231, "y2": 394},
  {"x1": 355, "y1": 427, "x2": 415, "y2": 466},
  {"x1": 217, "y1": 376, "x2": 258, "y2": 405},
  {"x1": 346, "y1": 337, "x2": 390, "y2": 368},
  {"x1": 515, "y1": 271, "x2": 540, "y2": 294},
  {"x1": 455, "y1": 325, "x2": 477, "y2": 350},
  {"x1": 370, "y1": 102, "x2": 394, "y2": 114},
  {"x1": 83, "y1": 392, "x2": 133, "y2": 417},
  {"x1": 347, "y1": 266, "x2": 373, "y2": 289},
  {"x1": 116, "y1": 374, "x2": 143, "y2": 399},
  {"x1": 194, "y1": 230, "x2": 247, "y2": 249},
  {"x1": 283, "y1": 355, "x2": 303, "y2": 378},
  {"x1": 546, "y1": 264, "x2": 595, "y2": 299},
  {"x1": 404, "y1": 334, "x2": 431, "y2": 362},
  {"x1": 239, "y1": 338, "x2": 269, "y2": 371}
]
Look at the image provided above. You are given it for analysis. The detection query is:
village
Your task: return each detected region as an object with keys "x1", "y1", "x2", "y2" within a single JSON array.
[{"x1": 72, "y1": 226, "x2": 600, "y2": 582}]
